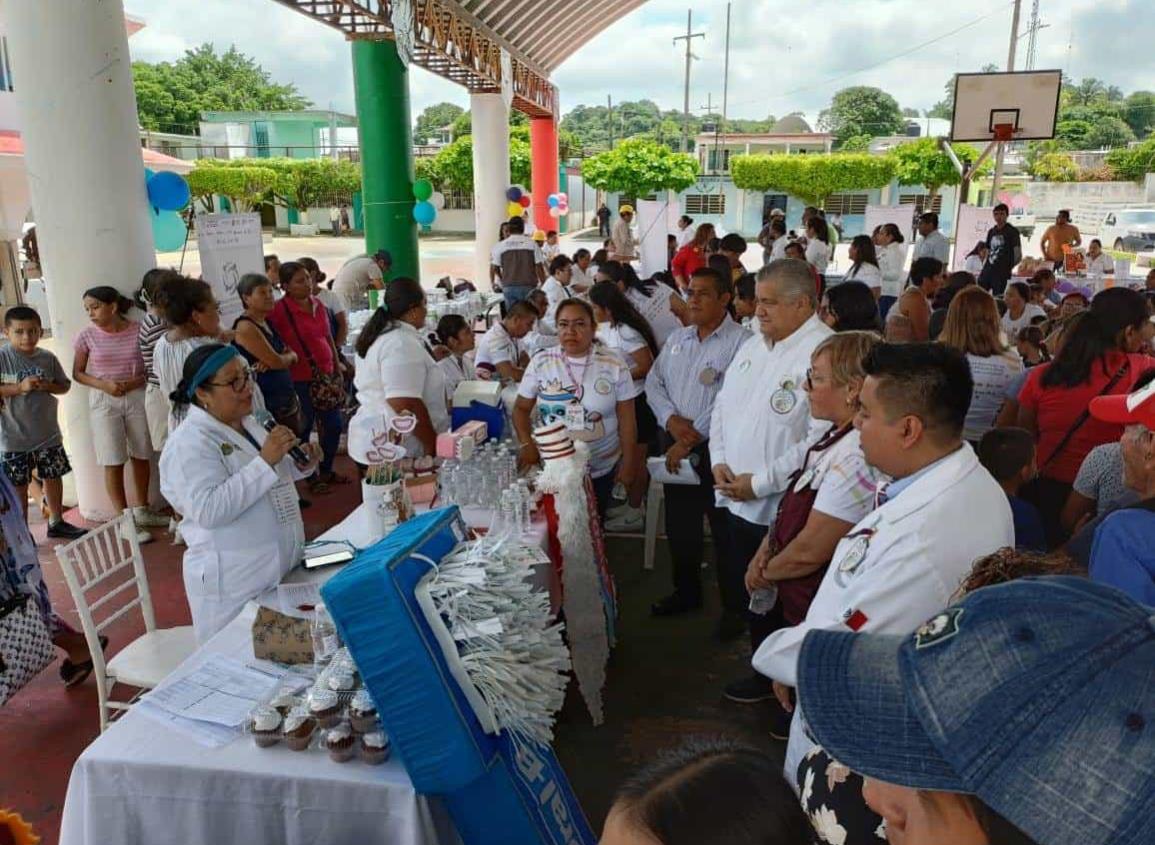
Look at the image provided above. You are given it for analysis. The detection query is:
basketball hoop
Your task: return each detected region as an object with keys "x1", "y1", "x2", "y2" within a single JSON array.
[{"x1": 993, "y1": 123, "x2": 1015, "y2": 142}]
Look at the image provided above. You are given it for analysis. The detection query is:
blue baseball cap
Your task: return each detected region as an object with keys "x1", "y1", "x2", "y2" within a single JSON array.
[{"x1": 797, "y1": 576, "x2": 1155, "y2": 845}]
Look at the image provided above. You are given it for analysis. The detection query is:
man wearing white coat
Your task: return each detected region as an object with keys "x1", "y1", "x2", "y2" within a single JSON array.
[
  {"x1": 711, "y1": 259, "x2": 834, "y2": 645},
  {"x1": 753, "y1": 342, "x2": 1014, "y2": 787},
  {"x1": 161, "y1": 344, "x2": 317, "y2": 644}
]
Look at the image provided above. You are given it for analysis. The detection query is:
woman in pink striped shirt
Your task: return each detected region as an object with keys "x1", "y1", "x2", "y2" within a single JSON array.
[{"x1": 73, "y1": 286, "x2": 165, "y2": 543}]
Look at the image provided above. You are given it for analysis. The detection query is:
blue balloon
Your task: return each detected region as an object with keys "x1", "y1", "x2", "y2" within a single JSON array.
[
  {"x1": 547, "y1": 195, "x2": 559, "y2": 208},
  {"x1": 144, "y1": 168, "x2": 156, "y2": 182},
  {"x1": 150, "y1": 207, "x2": 187, "y2": 252},
  {"x1": 413, "y1": 200, "x2": 437, "y2": 226},
  {"x1": 506, "y1": 186, "x2": 522, "y2": 202},
  {"x1": 147, "y1": 171, "x2": 191, "y2": 211}
]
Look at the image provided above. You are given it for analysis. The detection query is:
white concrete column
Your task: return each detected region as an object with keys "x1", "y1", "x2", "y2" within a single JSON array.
[
  {"x1": 6, "y1": 0, "x2": 156, "y2": 519},
  {"x1": 470, "y1": 93, "x2": 510, "y2": 289}
]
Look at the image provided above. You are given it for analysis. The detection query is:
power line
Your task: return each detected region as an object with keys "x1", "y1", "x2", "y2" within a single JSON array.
[{"x1": 727, "y1": 0, "x2": 1016, "y2": 110}]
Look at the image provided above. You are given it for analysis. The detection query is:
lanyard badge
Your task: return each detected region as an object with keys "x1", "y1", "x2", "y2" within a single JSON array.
[{"x1": 837, "y1": 528, "x2": 875, "y2": 573}]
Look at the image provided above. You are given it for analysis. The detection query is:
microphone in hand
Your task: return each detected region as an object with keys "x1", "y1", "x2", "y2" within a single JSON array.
[{"x1": 253, "y1": 410, "x2": 311, "y2": 465}]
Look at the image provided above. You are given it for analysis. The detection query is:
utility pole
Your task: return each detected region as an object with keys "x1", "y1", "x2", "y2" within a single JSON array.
[
  {"x1": 700, "y1": 93, "x2": 717, "y2": 172},
  {"x1": 992, "y1": 0, "x2": 1022, "y2": 198},
  {"x1": 607, "y1": 94, "x2": 613, "y2": 150},
  {"x1": 719, "y1": 2, "x2": 731, "y2": 181},
  {"x1": 1024, "y1": 0, "x2": 1048, "y2": 70},
  {"x1": 673, "y1": 9, "x2": 705, "y2": 154}
]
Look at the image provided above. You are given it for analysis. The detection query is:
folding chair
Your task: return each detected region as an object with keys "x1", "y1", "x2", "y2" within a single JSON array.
[{"x1": 55, "y1": 511, "x2": 196, "y2": 731}]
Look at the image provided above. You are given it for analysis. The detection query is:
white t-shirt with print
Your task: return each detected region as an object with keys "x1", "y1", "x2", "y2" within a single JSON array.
[
  {"x1": 474, "y1": 321, "x2": 521, "y2": 378},
  {"x1": 809, "y1": 428, "x2": 880, "y2": 525},
  {"x1": 1000, "y1": 304, "x2": 1047, "y2": 338},
  {"x1": 518, "y1": 345, "x2": 639, "y2": 478},
  {"x1": 596, "y1": 322, "x2": 648, "y2": 390}
]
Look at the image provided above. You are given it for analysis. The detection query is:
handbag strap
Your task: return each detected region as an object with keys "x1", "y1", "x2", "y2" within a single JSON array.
[
  {"x1": 280, "y1": 301, "x2": 323, "y2": 371},
  {"x1": 1040, "y1": 360, "x2": 1131, "y2": 471}
]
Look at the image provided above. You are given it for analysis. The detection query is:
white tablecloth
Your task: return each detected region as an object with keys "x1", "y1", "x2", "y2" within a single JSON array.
[
  {"x1": 58, "y1": 603, "x2": 460, "y2": 845},
  {"x1": 59, "y1": 503, "x2": 552, "y2": 845}
]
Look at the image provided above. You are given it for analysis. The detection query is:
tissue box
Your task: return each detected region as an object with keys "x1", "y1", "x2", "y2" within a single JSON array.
[
  {"x1": 251, "y1": 605, "x2": 314, "y2": 665},
  {"x1": 436, "y1": 420, "x2": 488, "y2": 458},
  {"x1": 405, "y1": 473, "x2": 438, "y2": 504}
]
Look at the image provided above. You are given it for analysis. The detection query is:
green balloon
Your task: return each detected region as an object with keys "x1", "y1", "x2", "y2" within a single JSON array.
[{"x1": 413, "y1": 178, "x2": 433, "y2": 202}]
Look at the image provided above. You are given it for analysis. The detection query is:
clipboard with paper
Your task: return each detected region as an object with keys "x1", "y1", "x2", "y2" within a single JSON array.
[{"x1": 646, "y1": 456, "x2": 699, "y2": 486}]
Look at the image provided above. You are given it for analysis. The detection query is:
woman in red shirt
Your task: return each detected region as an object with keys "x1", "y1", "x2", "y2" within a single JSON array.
[
  {"x1": 671, "y1": 223, "x2": 716, "y2": 294},
  {"x1": 268, "y1": 261, "x2": 349, "y2": 492},
  {"x1": 1017, "y1": 287, "x2": 1155, "y2": 547}
]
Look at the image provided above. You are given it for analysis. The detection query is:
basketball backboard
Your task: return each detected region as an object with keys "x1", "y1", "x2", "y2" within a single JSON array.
[{"x1": 950, "y1": 70, "x2": 1062, "y2": 142}]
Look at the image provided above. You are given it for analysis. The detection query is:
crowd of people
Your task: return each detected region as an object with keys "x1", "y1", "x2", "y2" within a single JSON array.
[{"x1": 1, "y1": 206, "x2": 1152, "y2": 845}]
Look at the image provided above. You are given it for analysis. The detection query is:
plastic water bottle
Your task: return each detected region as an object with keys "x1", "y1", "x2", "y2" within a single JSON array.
[
  {"x1": 748, "y1": 585, "x2": 779, "y2": 616},
  {"x1": 311, "y1": 602, "x2": 341, "y2": 672}
]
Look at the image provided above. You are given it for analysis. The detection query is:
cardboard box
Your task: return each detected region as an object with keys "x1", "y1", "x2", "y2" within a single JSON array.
[{"x1": 251, "y1": 605, "x2": 314, "y2": 665}]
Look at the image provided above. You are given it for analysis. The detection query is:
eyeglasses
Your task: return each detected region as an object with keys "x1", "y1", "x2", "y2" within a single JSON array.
[{"x1": 206, "y1": 367, "x2": 253, "y2": 393}]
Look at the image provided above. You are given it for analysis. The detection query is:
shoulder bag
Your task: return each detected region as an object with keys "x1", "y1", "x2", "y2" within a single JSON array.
[
  {"x1": 0, "y1": 592, "x2": 55, "y2": 706},
  {"x1": 281, "y1": 300, "x2": 346, "y2": 412}
]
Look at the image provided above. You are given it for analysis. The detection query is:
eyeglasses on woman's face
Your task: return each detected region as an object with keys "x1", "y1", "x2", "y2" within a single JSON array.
[{"x1": 206, "y1": 366, "x2": 254, "y2": 393}]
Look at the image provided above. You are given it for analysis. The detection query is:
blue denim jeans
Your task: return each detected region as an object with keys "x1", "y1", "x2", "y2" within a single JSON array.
[
  {"x1": 294, "y1": 381, "x2": 343, "y2": 475},
  {"x1": 502, "y1": 285, "x2": 534, "y2": 308}
]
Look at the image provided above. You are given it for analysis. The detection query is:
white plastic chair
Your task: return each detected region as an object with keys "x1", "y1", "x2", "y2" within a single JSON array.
[{"x1": 55, "y1": 510, "x2": 197, "y2": 731}]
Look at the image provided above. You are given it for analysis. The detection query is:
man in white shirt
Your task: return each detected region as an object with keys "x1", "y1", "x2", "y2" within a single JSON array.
[
  {"x1": 912, "y1": 212, "x2": 950, "y2": 266},
  {"x1": 675, "y1": 215, "x2": 695, "y2": 249},
  {"x1": 611, "y1": 205, "x2": 637, "y2": 261},
  {"x1": 333, "y1": 250, "x2": 389, "y2": 311},
  {"x1": 474, "y1": 300, "x2": 537, "y2": 383},
  {"x1": 328, "y1": 206, "x2": 341, "y2": 237},
  {"x1": 491, "y1": 217, "x2": 546, "y2": 306},
  {"x1": 710, "y1": 260, "x2": 834, "y2": 641},
  {"x1": 753, "y1": 342, "x2": 1013, "y2": 786}
]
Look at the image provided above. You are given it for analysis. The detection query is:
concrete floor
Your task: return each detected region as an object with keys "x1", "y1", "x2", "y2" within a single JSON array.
[{"x1": 0, "y1": 458, "x2": 782, "y2": 842}]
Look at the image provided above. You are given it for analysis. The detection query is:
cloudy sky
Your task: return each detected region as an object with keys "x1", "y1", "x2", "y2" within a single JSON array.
[{"x1": 125, "y1": 0, "x2": 1151, "y2": 125}]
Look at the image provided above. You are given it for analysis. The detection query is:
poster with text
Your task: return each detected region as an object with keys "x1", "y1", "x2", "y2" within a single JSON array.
[
  {"x1": 637, "y1": 198, "x2": 671, "y2": 280},
  {"x1": 863, "y1": 205, "x2": 915, "y2": 244},
  {"x1": 953, "y1": 205, "x2": 996, "y2": 270},
  {"x1": 196, "y1": 213, "x2": 264, "y2": 328}
]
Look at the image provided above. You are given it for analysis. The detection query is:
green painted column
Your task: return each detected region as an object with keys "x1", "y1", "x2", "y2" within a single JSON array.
[{"x1": 352, "y1": 39, "x2": 419, "y2": 281}]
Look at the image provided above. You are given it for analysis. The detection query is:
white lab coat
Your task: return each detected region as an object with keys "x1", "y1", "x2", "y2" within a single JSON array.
[
  {"x1": 877, "y1": 241, "x2": 909, "y2": 298},
  {"x1": 752, "y1": 443, "x2": 1013, "y2": 787},
  {"x1": 160, "y1": 405, "x2": 306, "y2": 645}
]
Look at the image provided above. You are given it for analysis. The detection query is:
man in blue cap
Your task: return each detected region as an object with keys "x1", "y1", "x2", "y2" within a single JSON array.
[{"x1": 796, "y1": 576, "x2": 1155, "y2": 845}]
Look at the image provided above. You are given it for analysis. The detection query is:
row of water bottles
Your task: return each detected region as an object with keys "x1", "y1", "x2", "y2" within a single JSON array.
[
  {"x1": 439, "y1": 441, "x2": 519, "y2": 508},
  {"x1": 488, "y1": 480, "x2": 538, "y2": 539}
]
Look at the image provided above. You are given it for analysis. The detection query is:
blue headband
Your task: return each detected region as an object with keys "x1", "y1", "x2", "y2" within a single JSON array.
[{"x1": 186, "y1": 346, "x2": 240, "y2": 399}]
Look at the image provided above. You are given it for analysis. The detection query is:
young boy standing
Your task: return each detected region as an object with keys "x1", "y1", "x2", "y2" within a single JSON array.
[{"x1": 0, "y1": 306, "x2": 87, "y2": 538}]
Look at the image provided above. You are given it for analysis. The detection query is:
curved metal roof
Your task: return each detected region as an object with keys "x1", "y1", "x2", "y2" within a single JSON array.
[{"x1": 456, "y1": 0, "x2": 650, "y2": 73}]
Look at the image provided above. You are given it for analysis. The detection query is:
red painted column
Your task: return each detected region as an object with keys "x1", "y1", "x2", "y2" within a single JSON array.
[{"x1": 530, "y1": 116, "x2": 559, "y2": 232}]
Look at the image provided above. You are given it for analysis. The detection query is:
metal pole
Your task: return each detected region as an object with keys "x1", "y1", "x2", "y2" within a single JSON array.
[
  {"x1": 682, "y1": 10, "x2": 691, "y2": 153},
  {"x1": 607, "y1": 94, "x2": 613, "y2": 150},
  {"x1": 992, "y1": 0, "x2": 1022, "y2": 198},
  {"x1": 720, "y1": 2, "x2": 730, "y2": 172}
]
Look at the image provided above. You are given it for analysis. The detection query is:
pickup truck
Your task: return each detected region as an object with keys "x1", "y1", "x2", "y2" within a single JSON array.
[{"x1": 1098, "y1": 208, "x2": 1155, "y2": 253}]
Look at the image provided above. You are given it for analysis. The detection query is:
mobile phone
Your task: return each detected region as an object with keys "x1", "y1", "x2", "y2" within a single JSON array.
[{"x1": 303, "y1": 549, "x2": 355, "y2": 570}]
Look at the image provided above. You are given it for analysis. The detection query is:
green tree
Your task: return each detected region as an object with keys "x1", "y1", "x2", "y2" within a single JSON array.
[
  {"x1": 1122, "y1": 91, "x2": 1155, "y2": 138},
  {"x1": 186, "y1": 160, "x2": 282, "y2": 212},
  {"x1": 424, "y1": 133, "x2": 531, "y2": 193},
  {"x1": 730, "y1": 153, "x2": 897, "y2": 206},
  {"x1": 1031, "y1": 152, "x2": 1080, "y2": 182},
  {"x1": 1086, "y1": 116, "x2": 1136, "y2": 150},
  {"x1": 133, "y1": 44, "x2": 311, "y2": 134},
  {"x1": 1105, "y1": 137, "x2": 1155, "y2": 181},
  {"x1": 818, "y1": 87, "x2": 905, "y2": 148},
  {"x1": 839, "y1": 135, "x2": 873, "y2": 152},
  {"x1": 581, "y1": 139, "x2": 699, "y2": 198},
  {"x1": 890, "y1": 137, "x2": 988, "y2": 204},
  {"x1": 413, "y1": 102, "x2": 465, "y2": 144}
]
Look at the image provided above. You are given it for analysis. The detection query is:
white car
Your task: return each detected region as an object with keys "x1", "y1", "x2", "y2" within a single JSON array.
[{"x1": 1099, "y1": 208, "x2": 1155, "y2": 253}]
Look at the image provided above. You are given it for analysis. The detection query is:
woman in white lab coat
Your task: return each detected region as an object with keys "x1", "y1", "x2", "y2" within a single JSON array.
[
  {"x1": 160, "y1": 343, "x2": 318, "y2": 644},
  {"x1": 874, "y1": 223, "x2": 908, "y2": 321}
]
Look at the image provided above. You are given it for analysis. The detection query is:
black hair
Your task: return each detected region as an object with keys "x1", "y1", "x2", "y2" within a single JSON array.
[
  {"x1": 679, "y1": 215, "x2": 693, "y2": 226},
  {"x1": 978, "y1": 427, "x2": 1036, "y2": 481},
  {"x1": 264, "y1": 254, "x2": 279, "y2": 270},
  {"x1": 278, "y1": 260, "x2": 308, "y2": 290},
  {"x1": 555, "y1": 297, "x2": 596, "y2": 326},
  {"x1": 1041, "y1": 288, "x2": 1147, "y2": 389},
  {"x1": 719, "y1": 233, "x2": 747, "y2": 255},
  {"x1": 612, "y1": 737, "x2": 812, "y2": 845},
  {"x1": 136, "y1": 267, "x2": 182, "y2": 310},
  {"x1": 920, "y1": 211, "x2": 939, "y2": 227},
  {"x1": 237, "y1": 273, "x2": 272, "y2": 309},
  {"x1": 546, "y1": 230, "x2": 557, "y2": 238},
  {"x1": 170, "y1": 342, "x2": 229, "y2": 408},
  {"x1": 784, "y1": 241, "x2": 805, "y2": 257},
  {"x1": 436, "y1": 314, "x2": 469, "y2": 346},
  {"x1": 769, "y1": 218, "x2": 787, "y2": 236},
  {"x1": 734, "y1": 273, "x2": 756, "y2": 303},
  {"x1": 825, "y1": 281, "x2": 882, "y2": 333},
  {"x1": 1090, "y1": 238, "x2": 1102, "y2": 249},
  {"x1": 994, "y1": 202, "x2": 1010, "y2": 214},
  {"x1": 4, "y1": 305, "x2": 41, "y2": 327},
  {"x1": 1006, "y1": 281, "x2": 1031, "y2": 304},
  {"x1": 707, "y1": 254, "x2": 732, "y2": 280},
  {"x1": 549, "y1": 254, "x2": 572, "y2": 275},
  {"x1": 1058, "y1": 208, "x2": 1071, "y2": 221},
  {"x1": 588, "y1": 281, "x2": 659, "y2": 355},
  {"x1": 1031, "y1": 268, "x2": 1056, "y2": 287},
  {"x1": 910, "y1": 257, "x2": 944, "y2": 287},
  {"x1": 863, "y1": 342, "x2": 972, "y2": 440},
  {"x1": 880, "y1": 222, "x2": 905, "y2": 244},
  {"x1": 155, "y1": 275, "x2": 214, "y2": 326},
  {"x1": 573, "y1": 248, "x2": 591, "y2": 262},
  {"x1": 83, "y1": 285, "x2": 134, "y2": 315},
  {"x1": 849, "y1": 235, "x2": 879, "y2": 276},
  {"x1": 508, "y1": 216, "x2": 526, "y2": 234},
  {"x1": 298, "y1": 256, "x2": 323, "y2": 284},
  {"x1": 506, "y1": 300, "x2": 540, "y2": 322},
  {"x1": 525, "y1": 289, "x2": 548, "y2": 315},
  {"x1": 1016, "y1": 325, "x2": 1050, "y2": 362},
  {"x1": 355, "y1": 277, "x2": 425, "y2": 358},
  {"x1": 592, "y1": 248, "x2": 609, "y2": 266},
  {"x1": 707, "y1": 237, "x2": 721, "y2": 253},
  {"x1": 967, "y1": 240, "x2": 987, "y2": 258},
  {"x1": 806, "y1": 217, "x2": 830, "y2": 244},
  {"x1": 690, "y1": 266, "x2": 733, "y2": 300}
]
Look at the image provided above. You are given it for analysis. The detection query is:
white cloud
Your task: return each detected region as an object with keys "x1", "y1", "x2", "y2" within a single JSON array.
[{"x1": 124, "y1": 0, "x2": 1155, "y2": 125}]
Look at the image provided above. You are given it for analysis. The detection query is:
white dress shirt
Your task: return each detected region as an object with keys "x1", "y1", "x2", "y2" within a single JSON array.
[
  {"x1": 842, "y1": 262, "x2": 882, "y2": 289},
  {"x1": 805, "y1": 239, "x2": 830, "y2": 274},
  {"x1": 912, "y1": 229, "x2": 950, "y2": 265},
  {"x1": 540, "y1": 275, "x2": 572, "y2": 333},
  {"x1": 1086, "y1": 252, "x2": 1115, "y2": 276},
  {"x1": 676, "y1": 226, "x2": 695, "y2": 249},
  {"x1": 877, "y1": 241, "x2": 908, "y2": 298},
  {"x1": 708, "y1": 314, "x2": 834, "y2": 525}
]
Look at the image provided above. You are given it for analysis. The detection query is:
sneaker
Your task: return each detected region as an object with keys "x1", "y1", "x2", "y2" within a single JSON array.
[
  {"x1": 723, "y1": 674, "x2": 775, "y2": 704},
  {"x1": 121, "y1": 523, "x2": 154, "y2": 545},
  {"x1": 606, "y1": 502, "x2": 632, "y2": 520},
  {"x1": 604, "y1": 506, "x2": 644, "y2": 533},
  {"x1": 46, "y1": 520, "x2": 88, "y2": 540},
  {"x1": 133, "y1": 507, "x2": 170, "y2": 528}
]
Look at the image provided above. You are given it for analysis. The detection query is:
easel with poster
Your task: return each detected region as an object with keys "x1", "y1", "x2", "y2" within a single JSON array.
[
  {"x1": 953, "y1": 205, "x2": 995, "y2": 270},
  {"x1": 196, "y1": 213, "x2": 265, "y2": 328}
]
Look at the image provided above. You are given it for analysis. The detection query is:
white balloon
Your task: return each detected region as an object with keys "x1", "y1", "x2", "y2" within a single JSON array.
[
  {"x1": 430, "y1": 191, "x2": 446, "y2": 210},
  {"x1": 548, "y1": 206, "x2": 561, "y2": 218}
]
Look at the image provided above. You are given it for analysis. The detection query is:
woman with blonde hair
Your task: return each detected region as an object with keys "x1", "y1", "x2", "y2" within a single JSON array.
[{"x1": 938, "y1": 286, "x2": 1023, "y2": 444}]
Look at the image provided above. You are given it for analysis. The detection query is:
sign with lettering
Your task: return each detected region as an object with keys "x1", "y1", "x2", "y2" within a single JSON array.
[
  {"x1": 953, "y1": 205, "x2": 996, "y2": 270},
  {"x1": 196, "y1": 213, "x2": 264, "y2": 327}
]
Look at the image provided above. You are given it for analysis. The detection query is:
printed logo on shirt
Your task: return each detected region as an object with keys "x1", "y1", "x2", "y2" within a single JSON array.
[
  {"x1": 594, "y1": 377, "x2": 612, "y2": 396},
  {"x1": 914, "y1": 608, "x2": 964, "y2": 650}
]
